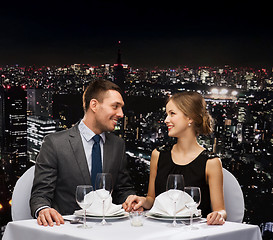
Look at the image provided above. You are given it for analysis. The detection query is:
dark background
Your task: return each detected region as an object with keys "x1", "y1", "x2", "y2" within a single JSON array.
[{"x1": 1, "y1": 1, "x2": 273, "y2": 67}]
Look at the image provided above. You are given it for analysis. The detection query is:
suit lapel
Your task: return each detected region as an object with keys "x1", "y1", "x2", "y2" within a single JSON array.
[
  {"x1": 69, "y1": 124, "x2": 91, "y2": 185},
  {"x1": 103, "y1": 132, "x2": 113, "y2": 173}
]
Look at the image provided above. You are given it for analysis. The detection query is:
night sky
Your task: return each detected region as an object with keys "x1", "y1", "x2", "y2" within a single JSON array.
[{"x1": 1, "y1": 1, "x2": 273, "y2": 68}]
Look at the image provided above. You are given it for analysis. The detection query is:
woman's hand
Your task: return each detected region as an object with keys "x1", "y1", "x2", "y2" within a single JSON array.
[
  {"x1": 206, "y1": 211, "x2": 226, "y2": 225},
  {"x1": 122, "y1": 195, "x2": 146, "y2": 212}
]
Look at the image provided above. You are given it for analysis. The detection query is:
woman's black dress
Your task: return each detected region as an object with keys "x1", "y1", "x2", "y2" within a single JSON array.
[{"x1": 155, "y1": 147, "x2": 217, "y2": 217}]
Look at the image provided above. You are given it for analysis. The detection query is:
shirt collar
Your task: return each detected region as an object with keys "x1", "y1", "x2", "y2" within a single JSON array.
[{"x1": 78, "y1": 120, "x2": 106, "y2": 143}]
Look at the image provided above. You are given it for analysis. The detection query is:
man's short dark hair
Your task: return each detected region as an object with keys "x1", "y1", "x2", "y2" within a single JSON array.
[{"x1": 82, "y1": 80, "x2": 123, "y2": 113}]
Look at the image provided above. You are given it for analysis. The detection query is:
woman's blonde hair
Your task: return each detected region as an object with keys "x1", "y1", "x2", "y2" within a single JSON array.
[{"x1": 168, "y1": 91, "x2": 213, "y2": 135}]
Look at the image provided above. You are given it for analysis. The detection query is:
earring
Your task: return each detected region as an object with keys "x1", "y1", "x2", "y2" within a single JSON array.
[{"x1": 188, "y1": 123, "x2": 191, "y2": 127}]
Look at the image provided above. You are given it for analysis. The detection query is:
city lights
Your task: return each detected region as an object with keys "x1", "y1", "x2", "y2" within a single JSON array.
[
  {"x1": 211, "y1": 88, "x2": 230, "y2": 95},
  {"x1": 219, "y1": 88, "x2": 228, "y2": 95},
  {"x1": 0, "y1": 64, "x2": 272, "y2": 232},
  {"x1": 211, "y1": 88, "x2": 219, "y2": 94},
  {"x1": 231, "y1": 90, "x2": 238, "y2": 96}
]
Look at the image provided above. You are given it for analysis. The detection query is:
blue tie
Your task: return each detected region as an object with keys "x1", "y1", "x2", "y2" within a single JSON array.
[{"x1": 91, "y1": 135, "x2": 102, "y2": 188}]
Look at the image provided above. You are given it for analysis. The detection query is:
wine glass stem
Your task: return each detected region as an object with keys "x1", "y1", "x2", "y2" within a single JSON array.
[
  {"x1": 190, "y1": 210, "x2": 193, "y2": 228},
  {"x1": 102, "y1": 199, "x2": 106, "y2": 224},
  {"x1": 84, "y1": 209, "x2": 87, "y2": 228},
  {"x1": 173, "y1": 201, "x2": 177, "y2": 226}
]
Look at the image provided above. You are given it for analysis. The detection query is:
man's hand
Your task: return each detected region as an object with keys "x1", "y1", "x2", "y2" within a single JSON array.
[
  {"x1": 37, "y1": 208, "x2": 64, "y2": 227},
  {"x1": 122, "y1": 195, "x2": 145, "y2": 212}
]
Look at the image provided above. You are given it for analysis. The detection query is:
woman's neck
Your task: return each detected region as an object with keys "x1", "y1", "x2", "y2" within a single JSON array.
[
  {"x1": 175, "y1": 134, "x2": 204, "y2": 155},
  {"x1": 172, "y1": 136, "x2": 205, "y2": 165}
]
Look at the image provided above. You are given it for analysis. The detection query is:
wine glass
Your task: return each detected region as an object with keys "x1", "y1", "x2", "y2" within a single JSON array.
[
  {"x1": 166, "y1": 174, "x2": 184, "y2": 227},
  {"x1": 95, "y1": 173, "x2": 113, "y2": 226},
  {"x1": 75, "y1": 185, "x2": 93, "y2": 229},
  {"x1": 184, "y1": 186, "x2": 201, "y2": 230}
]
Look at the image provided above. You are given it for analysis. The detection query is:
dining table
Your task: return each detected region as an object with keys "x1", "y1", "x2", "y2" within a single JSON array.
[{"x1": 3, "y1": 214, "x2": 262, "y2": 240}]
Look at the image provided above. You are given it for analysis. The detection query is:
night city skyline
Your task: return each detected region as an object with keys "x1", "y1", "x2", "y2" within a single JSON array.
[
  {"x1": 0, "y1": 60, "x2": 272, "y2": 239},
  {"x1": 0, "y1": 63, "x2": 272, "y2": 231}
]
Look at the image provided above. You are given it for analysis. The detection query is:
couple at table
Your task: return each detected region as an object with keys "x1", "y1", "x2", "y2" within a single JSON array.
[{"x1": 30, "y1": 79, "x2": 226, "y2": 227}]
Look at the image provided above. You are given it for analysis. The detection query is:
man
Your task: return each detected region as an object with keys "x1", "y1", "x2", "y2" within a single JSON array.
[{"x1": 30, "y1": 80, "x2": 135, "y2": 226}]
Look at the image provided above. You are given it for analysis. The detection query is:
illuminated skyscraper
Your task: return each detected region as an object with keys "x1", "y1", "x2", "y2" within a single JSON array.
[
  {"x1": 0, "y1": 86, "x2": 27, "y2": 173},
  {"x1": 27, "y1": 116, "x2": 59, "y2": 162},
  {"x1": 113, "y1": 41, "x2": 126, "y2": 91},
  {"x1": 237, "y1": 123, "x2": 243, "y2": 143},
  {"x1": 26, "y1": 89, "x2": 57, "y2": 161},
  {"x1": 238, "y1": 95, "x2": 247, "y2": 123},
  {"x1": 27, "y1": 89, "x2": 53, "y2": 117}
]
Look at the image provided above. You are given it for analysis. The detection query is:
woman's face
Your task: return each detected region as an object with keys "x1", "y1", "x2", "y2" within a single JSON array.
[{"x1": 164, "y1": 99, "x2": 192, "y2": 138}]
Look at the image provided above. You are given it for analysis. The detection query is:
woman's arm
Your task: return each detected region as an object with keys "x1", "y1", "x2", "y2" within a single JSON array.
[{"x1": 206, "y1": 157, "x2": 227, "y2": 225}]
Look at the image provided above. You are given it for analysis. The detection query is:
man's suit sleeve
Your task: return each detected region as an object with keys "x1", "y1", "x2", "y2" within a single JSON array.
[
  {"x1": 112, "y1": 140, "x2": 136, "y2": 204},
  {"x1": 30, "y1": 134, "x2": 58, "y2": 217}
]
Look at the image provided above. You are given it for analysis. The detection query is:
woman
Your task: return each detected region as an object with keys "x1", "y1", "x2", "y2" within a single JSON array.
[{"x1": 123, "y1": 91, "x2": 226, "y2": 225}]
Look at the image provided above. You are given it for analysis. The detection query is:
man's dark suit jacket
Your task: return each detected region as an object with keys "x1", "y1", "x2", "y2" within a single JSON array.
[{"x1": 30, "y1": 123, "x2": 135, "y2": 217}]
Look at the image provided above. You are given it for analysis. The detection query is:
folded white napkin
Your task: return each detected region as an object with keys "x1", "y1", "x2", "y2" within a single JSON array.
[
  {"x1": 74, "y1": 189, "x2": 124, "y2": 216},
  {"x1": 149, "y1": 190, "x2": 201, "y2": 217}
]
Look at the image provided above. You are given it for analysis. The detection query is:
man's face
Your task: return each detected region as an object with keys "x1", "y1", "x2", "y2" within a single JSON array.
[{"x1": 94, "y1": 90, "x2": 124, "y2": 133}]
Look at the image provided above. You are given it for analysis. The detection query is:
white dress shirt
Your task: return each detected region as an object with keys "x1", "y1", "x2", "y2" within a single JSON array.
[{"x1": 78, "y1": 119, "x2": 105, "y2": 174}]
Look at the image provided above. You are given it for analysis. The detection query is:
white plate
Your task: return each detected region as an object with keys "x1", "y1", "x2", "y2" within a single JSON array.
[
  {"x1": 145, "y1": 212, "x2": 201, "y2": 221},
  {"x1": 74, "y1": 211, "x2": 129, "y2": 220}
]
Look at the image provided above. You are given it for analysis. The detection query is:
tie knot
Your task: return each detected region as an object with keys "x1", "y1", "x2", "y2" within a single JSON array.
[{"x1": 93, "y1": 134, "x2": 101, "y2": 144}]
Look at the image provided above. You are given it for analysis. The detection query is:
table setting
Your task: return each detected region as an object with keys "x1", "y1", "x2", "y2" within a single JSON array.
[
  {"x1": 74, "y1": 189, "x2": 128, "y2": 220},
  {"x1": 145, "y1": 190, "x2": 202, "y2": 221},
  {"x1": 2, "y1": 173, "x2": 263, "y2": 240},
  {"x1": 73, "y1": 173, "x2": 204, "y2": 229},
  {"x1": 73, "y1": 173, "x2": 129, "y2": 228}
]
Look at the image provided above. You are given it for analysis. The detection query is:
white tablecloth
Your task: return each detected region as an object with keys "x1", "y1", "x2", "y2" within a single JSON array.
[{"x1": 3, "y1": 215, "x2": 262, "y2": 240}]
